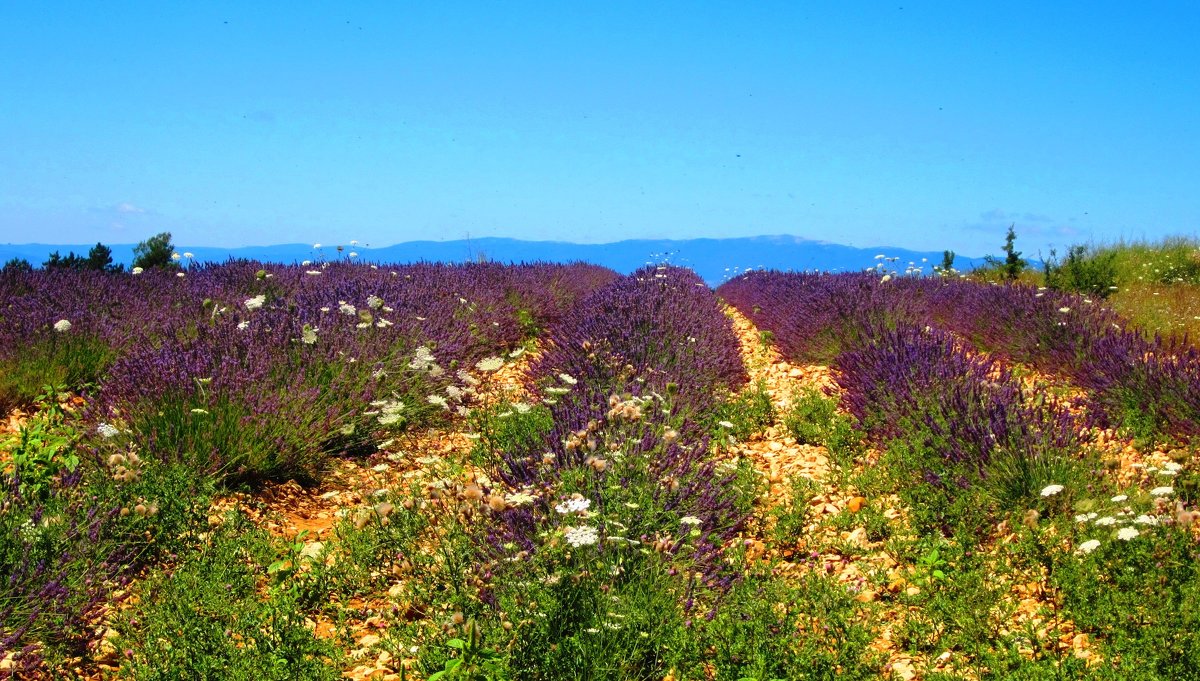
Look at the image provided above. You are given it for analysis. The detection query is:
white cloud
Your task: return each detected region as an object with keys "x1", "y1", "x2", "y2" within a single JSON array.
[{"x1": 115, "y1": 202, "x2": 146, "y2": 214}]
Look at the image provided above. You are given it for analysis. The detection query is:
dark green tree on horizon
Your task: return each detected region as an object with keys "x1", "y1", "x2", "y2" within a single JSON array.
[
  {"x1": 132, "y1": 232, "x2": 179, "y2": 270},
  {"x1": 41, "y1": 242, "x2": 123, "y2": 272},
  {"x1": 1001, "y1": 224, "x2": 1027, "y2": 281}
]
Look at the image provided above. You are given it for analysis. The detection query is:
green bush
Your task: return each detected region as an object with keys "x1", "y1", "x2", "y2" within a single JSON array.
[
  {"x1": 1045, "y1": 245, "x2": 1119, "y2": 298},
  {"x1": 117, "y1": 513, "x2": 339, "y2": 680}
]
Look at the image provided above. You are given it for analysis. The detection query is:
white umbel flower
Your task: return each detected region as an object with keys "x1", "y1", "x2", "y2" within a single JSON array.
[
  {"x1": 564, "y1": 526, "x2": 599, "y2": 547},
  {"x1": 53, "y1": 319, "x2": 72, "y2": 333}
]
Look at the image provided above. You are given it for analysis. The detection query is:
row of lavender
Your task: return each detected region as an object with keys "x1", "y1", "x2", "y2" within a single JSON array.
[
  {"x1": 475, "y1": 265, "x2": 750, "y2": 633},
  {"x1": 0, "y1": 260, "x2": 617, "y2": 668},
  {"x1": 0, "y1": 261, "x2": 617, "y2": 482},
  {"x1": 719, "y1": 271, "x2": 1200, "y2": 443},
  {"x1": 718, "y1": 271, "x2": 1101, "y2": 534}
]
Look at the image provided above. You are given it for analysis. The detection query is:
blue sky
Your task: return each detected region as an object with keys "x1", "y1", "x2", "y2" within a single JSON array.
[{"x1": 1, "y1": 2, "x2": 1197, "y2": 258}]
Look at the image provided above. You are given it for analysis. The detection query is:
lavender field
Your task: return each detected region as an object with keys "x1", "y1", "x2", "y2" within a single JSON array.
[{"x1": 1, "y1": 258, "x2": 1198, "y2": 680}]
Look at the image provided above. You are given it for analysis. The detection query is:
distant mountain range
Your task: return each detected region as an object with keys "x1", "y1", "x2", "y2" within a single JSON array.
[{"x1": 0, "y1": 235, "x2": 986, "y2": 286}]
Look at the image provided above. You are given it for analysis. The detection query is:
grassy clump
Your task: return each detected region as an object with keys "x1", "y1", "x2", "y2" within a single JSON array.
[
  {"x1": 784, "y1": 387, "x2": 864, "y2": 466},
  {"x1": 709, "y1": 379, "x2": 775, "y2": 443},
  {"x1": 115, "y1": 513, "x2": 339, "y2": 680}
]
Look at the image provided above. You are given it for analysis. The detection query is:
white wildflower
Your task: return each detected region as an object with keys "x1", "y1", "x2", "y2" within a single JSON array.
[
  {"x1": 1133, "y1": 514, "x2": 1159, "y2": 526},
  {"x1": 1058, "y1": 307, "x2": 1071, "y2": 313},
  {"x1": 1151, "y1": 486, "x2": 1174, "y2": 496},
  {"x1": 564, "y1": 526, "x2": 599, "y2": 547},
  {"x1": 512, "y1": 402, "x2": 532, "y2": 414},
  {"x1": 555, "y1": 498, "x2": 592, "y2": 514},
  {"x1": 131, "y1": 266, "x2": 143, "y2": 275},
  {"x1": 475, "y1": 357, "x2": 504, "y2": 372},
  {"x1": 53, "y1": 319, "x2": 72, "y2": 333},
  {"x1": 717, "y1": 420, "x2": 735, "y2": 429},
  {"x1": 1115, "y1": 527, "x2": 1139, "y2": 541},
  {"x1": 505, "y1": 492, "x2": 537, "y2": 507},
  {"x1": 171, "y1": 252, "x2": 181, "y2": 261},
  {"x1": 1076, "y1": 539, "x2": 1101, "y2": 554},
  {"x1": 306, "y1": 270, "x2": 323, "y2": 275},
  {"x1": 97, "y1": 423, "x2": 120, "y2": 438},
  {"x1": 338, "y1": 302, "x2": 357, "y2": 315},
  {"x1": 427, "y1": 394, "x2": 449, "y2": 409},
  {"x1": 680, "y1": 516, "x2": 702, "y2": 526},
  {"x1": 558, "y1": 373, "x2": 578, "y2": 385},
  {"x1": 1094, "y1": 516, "x2": 1117, "y2": 526},
  {"x1": 1163, "y1": 462, "x2": 1183, "y2": 473},
  {"x1": 1039, "y1": 484, "x2": 1064, "y2": 497},
  {"x1": 1110, "y1": 494, "x2": 1128, "y2": 503},
  {"x1": 237, "y1": 320, "x2": 249, "y2": 330},
  {"x1": 366, "y1": 295, "x2": 384, "y2": 309},
  {"x1": 301, "y1": 325, "x2": 318, "y2": 344},
  {"x1": 183, "y1": 252, "x2": 194, "y2": 259},
  {"x1": 244, "y1": 294, "x2": 266, "y2": 310}
]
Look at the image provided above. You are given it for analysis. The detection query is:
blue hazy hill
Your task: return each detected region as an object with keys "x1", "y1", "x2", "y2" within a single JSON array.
[{"x1": 0, "y1": 235, "x2": 984, "y2": 286}]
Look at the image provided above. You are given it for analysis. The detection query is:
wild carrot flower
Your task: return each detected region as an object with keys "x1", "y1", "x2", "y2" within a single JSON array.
[
  {"x1": 1151, "y1": 486, "x2": 1174, "y2": 496},
  {"x1": 475, "y1": 357, "x2": 504, "y2": 372},
  {"x1": 54, "y1": 319, "x2": 72, "y2": 332},
  {"x1": 555, "y1": 497, "x2": 592, "y2": 514},
  {"x1": 244, "y1": 294, "x2": 266, "y2": 310},
  {"x1": 505, "y1": 492, "x2": 536, "y2": 507},
  {"x1": 1111, "y1": 494, "x2": 1128, "y2": 502},
  {"x1": 338, "y1": 302, "x2": 357, "y2": 315},
  {"x1": 558, "y1": 373, "x2": 578, "y2": 385},
  {"x1": 1116, "y1": 527, "x2": 1139, "y2": 541},
  {"x1": 1094, "y1": 516, "x2": 1116, "y2": 526},
  {"x1": 131, "y1": 266, "x2": 144, "y2": 274},
  {"x1": 680, "y1": 516, "x2": 702, "y2": 526},
  {"x1": 1040, "y1": 484, "x2": 1064, "y2": 497},
  {"x1": 1077, "y1": 539, "x2": 1101, "y2": 554},
  {"x1": 564, "y1": 526, "x2": 599, "y2": 547},
  {"x1": 366, "y1": 295, "x2": 384, "y2": 309},
  {"x1": 97, "y1": 422, "x2": 120, "y2": 438}
]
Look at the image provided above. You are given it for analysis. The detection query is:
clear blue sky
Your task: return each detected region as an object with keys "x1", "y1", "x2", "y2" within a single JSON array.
[{"x1": 2, "y1": 2, "x2": 1197, "y2": 258}]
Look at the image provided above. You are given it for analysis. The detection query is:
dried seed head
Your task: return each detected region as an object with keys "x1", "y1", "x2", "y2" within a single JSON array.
[
  {"x1": 1022, "y1": 509, "x2": 1040, "y2": 529},
  {"x1": 374, "y1": 502, "x2": 395, "y2": 518},
  {"x1": 462, "y1": 485, "x2": 484, "y2": 502},
  {"x1": 585, "y1": 456, "x2": 608, "y2": 473},
  {"x1": 107, "y1": 454, "x2": 126, "y2": 467},
  {"x1": 486, "y1": 495, "x2": 507, "y2": 512}
]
